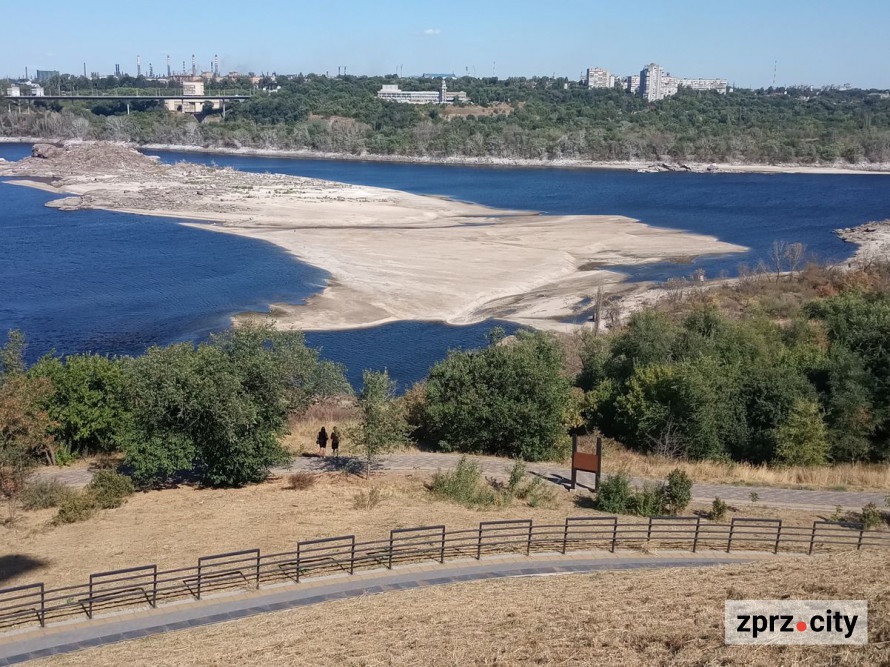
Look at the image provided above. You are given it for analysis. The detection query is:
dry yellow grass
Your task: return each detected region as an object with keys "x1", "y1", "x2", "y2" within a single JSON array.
[
  {"x1": 583, "y1": 438, "x2": 890, "y2": 492},
  {"x1": 0, "y1": 472, "x2": 843, "y2": 591},
  {"x1": 32, "y1": 550, "x2": 890, "y2": 666}
]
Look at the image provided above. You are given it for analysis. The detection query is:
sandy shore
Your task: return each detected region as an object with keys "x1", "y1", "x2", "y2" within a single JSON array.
[
  {"x1": 0, "y1": 141, "x2": 747, "y2": 332},
  {"x1": 2, "y1": 136, "x2": 889, "y2": 175}
]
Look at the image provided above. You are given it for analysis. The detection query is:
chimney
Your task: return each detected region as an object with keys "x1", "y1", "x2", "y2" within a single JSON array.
[
  {"x1": 191, "y1": 54, "x2": 196, "y2": 76},
  {"x1": 137, "y1": 55, "x2": 141, "y2": 77}
]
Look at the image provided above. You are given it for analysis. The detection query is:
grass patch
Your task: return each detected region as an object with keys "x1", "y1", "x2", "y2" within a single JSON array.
[
  {"x1": 285, "y1": 472, "x2": 316, "y2": 491},
  {"x1": 21, "y1": 478, "x2": 74, "y2": 510}
]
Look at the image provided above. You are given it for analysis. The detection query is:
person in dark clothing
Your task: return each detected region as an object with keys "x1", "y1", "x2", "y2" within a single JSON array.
[
  {"x1": 316, "y1": 426, "x2": 328, "y2": 457},
  {"x1": 330, "y1": 426, "x2": 341, "y2": 458}
]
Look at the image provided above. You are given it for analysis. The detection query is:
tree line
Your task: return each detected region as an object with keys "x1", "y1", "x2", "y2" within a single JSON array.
[{"x1": 2, "y1": 76, "x2": 889, "y2": 164}]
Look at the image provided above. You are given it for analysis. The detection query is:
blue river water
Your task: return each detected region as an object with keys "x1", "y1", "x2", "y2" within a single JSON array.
[{"x1": 2, "y1": 142, "x2": 890, "y2": 389}]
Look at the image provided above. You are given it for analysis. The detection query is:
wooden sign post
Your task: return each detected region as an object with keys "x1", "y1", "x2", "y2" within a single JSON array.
[{"x1": 570, "y1": 434, "x2": 602, "y2": 491}]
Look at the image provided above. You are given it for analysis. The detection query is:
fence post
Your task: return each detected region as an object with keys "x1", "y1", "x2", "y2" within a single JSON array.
[
  {"x1": 809, "y1": 522, "x2": 817, "y2": 555},
  {"x1": 726, "y1": 521, "x2": 735, "y2": 553},
  {"x1": 476, "y1": 524, "x2": 483, "y2": 560},
  {"x1": 562, "y1": 518, "x2": 569, "y2": 555},
  {"x1": 87, "y1": 576, "x2": 94, "y2": 619},
  {"x1": 611, "y1": 518, "x2": 618, "y2": 553},
  {"x1": 39, "y1": 583, "x2": 45, "y2": 628},
  {"x1": 440, "y1": 529, "x2": 446, "y2": 564},
  {"x1": 526, "y1": 521, "x2": 533, "y2": 556},
  {"x1": 570, "y1": 434, "x2": 578, "y2": 490},
  {"x1": 255, "y1": 551, "x2": 261, "y2": 588},
  {"x1": 595, "y1": 436, "x2": 603, "y2": 492},
  {"x1": 647, "y1": 517, "x2": 653, "y2": 543},
  {"x1": 774, "y1": 521, "x2": 782, "y2": 554},
  {"x1": 152, "y1": 567, "x2": 158, "y2": 608},
  {"x1": 857, "y1": 528, "x2": 864, "y2": 551},
  {"x1": 692, "y1": 517, "x2": 700, "y2": 553},
  {"x1": 350, "y1": 538, "x2": 356, "y2": 574},
  {"x1": 388, "y1": 531, "x2": 394, "y2": 570},
  {"x1": 295, "y1": 545, "x2": 301, "y2": 583},
  {"x1": 197, "y1": 561, "x2": 203, "y2": 600}
]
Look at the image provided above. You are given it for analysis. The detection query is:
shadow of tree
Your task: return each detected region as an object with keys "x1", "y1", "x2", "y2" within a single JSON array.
[{"x1": 0, "y1": 554, "x2": 47, "y2": 585}]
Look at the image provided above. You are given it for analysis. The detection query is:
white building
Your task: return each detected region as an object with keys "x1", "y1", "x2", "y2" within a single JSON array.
[
  {"x1": 377, "y1": 80, "x2": 468, "y2": 105},
  {"x1": 586, "y1": 67, "x2": 615, "y2": 89},
  {"x1": 638, "y1": 63, "x2": 727, "y2": 101},
  {"x1": 182, "y1": 80, "x2": 205, "y2": 96},
  {"x1": 6, "y1": 85, "x2": 21, "y2": 97}
]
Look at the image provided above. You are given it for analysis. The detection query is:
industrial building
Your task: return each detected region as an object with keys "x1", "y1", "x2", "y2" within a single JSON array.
[
  {"x1": 163, "y1": 80, "x2": 222, "y2": 113},
  {"x1": 377, "y1": 80, "x2": 468, "y2": 104}
]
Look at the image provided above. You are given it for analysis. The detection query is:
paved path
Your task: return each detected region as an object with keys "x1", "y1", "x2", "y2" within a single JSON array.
[
  {"x1": 37, "y1": 452, "x2": 887, "y2": 511},
  {"x1": 0, "y1": 550, "x2": 785, "y2": 665}
]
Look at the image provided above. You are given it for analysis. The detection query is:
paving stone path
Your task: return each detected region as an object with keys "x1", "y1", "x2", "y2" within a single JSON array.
[
  {"x1": 0, "y1": 550, "x2": 784, "y2": 665},
  {"x1": 37, "y1": 452, "x2": 887, "y2": 511}
]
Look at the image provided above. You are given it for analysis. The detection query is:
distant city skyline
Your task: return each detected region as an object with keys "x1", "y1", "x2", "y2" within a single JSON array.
[{"x1": 2, "y1": 0, "x2": 889, "y2": 89}]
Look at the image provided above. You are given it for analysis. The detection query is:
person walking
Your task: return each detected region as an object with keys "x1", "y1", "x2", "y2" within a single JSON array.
[
  {"x1": 330, "y1": 426, "x2": 341, "y2": 458},
  {"x1": 316, "y1": 426, "x2": 328, "y2": 457}
]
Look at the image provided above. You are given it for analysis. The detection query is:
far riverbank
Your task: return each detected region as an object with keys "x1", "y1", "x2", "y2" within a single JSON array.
[{"x1": 2, "y1": 136, "x2": 889, "y2": 176}]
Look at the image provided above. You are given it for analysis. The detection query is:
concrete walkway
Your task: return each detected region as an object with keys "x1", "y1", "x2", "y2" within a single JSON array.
[
  {"x1": 0, "y1": 550, "x2": 786, "y2": 665},
  {"x1": 38, "y1": 452, "x2": 887, "y2": 511}
]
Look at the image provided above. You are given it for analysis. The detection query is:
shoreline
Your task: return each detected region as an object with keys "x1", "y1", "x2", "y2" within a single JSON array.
[
  {"x1": 2, "y1": 136, "x2": 889, "y2": 175},
  {"x1": 0, "y1": 142, "x2": 747, "y2": 334}
]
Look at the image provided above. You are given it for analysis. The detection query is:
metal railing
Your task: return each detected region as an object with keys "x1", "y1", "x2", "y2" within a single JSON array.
[{"x1": 1, "y1": 515, "x2": 887, "y2": 633}]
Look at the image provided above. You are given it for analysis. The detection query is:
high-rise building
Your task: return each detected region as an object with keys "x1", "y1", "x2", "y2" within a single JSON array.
[
  {"x1": 640, "y1": 63, "x2": 664, "y2": 101},
  {"x1": 586, "y1": 67, "x2": 614, "y2": 89},
  {"x1": 637, "y1": 62, "x2": 727, "y2": 101},
  {"x1": 35, "y1": 70, "x2": 59, "y2": 83}
]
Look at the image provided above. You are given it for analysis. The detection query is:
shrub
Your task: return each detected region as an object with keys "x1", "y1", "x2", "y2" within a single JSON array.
[
  {"x1": 710, "y1": 497, "x2": 728, "y2": 522},
  {"x1": 508, "y1": 460, "x2": 527, "y2": 495},
  {"x1": 21, "y1": 478, "x2": 73, "y2": 510},
  {"x1": 519, "y1": 477, "x2": 557, "y2": 508},
  {"x1": 352, "y1": 486, "x2": 384, "y2": 511},
  {"x1": 285, "y1": 471, "x2": 315, "y2": 490},
  {"x1": 628, "y1": 482, "x2": 665, "y2": 517},
  {"x1": 662, "y1": 469, "x2": 693, "y2": 515},
  {"x1": 861, "y1": 503, "x2": 884, "y2": 530},
  {"x1": 429, "y1": 457, "x2": 498, "y2": 507},
  {"x1": 87, "y1": 469, "x2": 134, "y2": 509},
  {"x1": 53, "y1": 491, "x2": 98, "y2": 524},
  {"x1": 594, "y1": 473, "x2": 634, "y2": 514}
]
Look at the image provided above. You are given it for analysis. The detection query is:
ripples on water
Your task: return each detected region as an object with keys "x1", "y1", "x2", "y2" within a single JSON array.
[{"x1": 2, "y1": 142, "x2": 889, "y2": 388}]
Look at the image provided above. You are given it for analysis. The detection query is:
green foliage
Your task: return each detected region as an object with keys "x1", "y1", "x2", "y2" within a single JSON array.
[
  {"x1": 507, "y1": 460, "x2": 527, "y2": 494},
  {"x1": 429, "y1": 457, "x2": 499, "y2": 507},
  {"x1": 87, "y1": 469, "x2": 134, "y2": 509},
  {"x1": 123, "y1": 323, "x2": 345, "y2": 488},
  {"x1": 594, "y1": 473, "x2": 635, "y2": 514},
  {"x1": 519, "y1": 476, "x2": 557, "y2": 508},
  {"x1": 710, "y1": 497, "x2": 729, "y2": 522},
  {"x1": 350, "y1": 369, "x2": 407, "y2": 478},
  {"x1": 773, "y1": 399, "x2": 831, "y2": 466},
  {"x1": 661, "y1": 469, "x2": 693, "y2": 515},
  {"x1": 0, "y1": 330, "x2": 27, "y2": 381},
  {"x1": 29, "y1": 354, "x2": 131, "y2": 455},
  {"x1": 860, "y1": 502, "x2": 884, "y2": 531},
  {"x1": 422, "y1": 330, "x2": 574, "y2": 461},
  {"x1": 629, "y1": 482, "x2": 665, "y2": 517},
  {"x1": 21, "y1": 478, "x2": 74, "y2": 510},
  {"x1": 53, "y1": 490, "x2": 98, "y2": 524},
  {"x1": 749, "y1": 492, "x2": 760, "y2": 503}
]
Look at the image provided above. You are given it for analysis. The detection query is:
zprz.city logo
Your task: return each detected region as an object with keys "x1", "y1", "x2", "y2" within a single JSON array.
[{"x1": 725, "y1": 600, "x2": 868, "y2": 645}]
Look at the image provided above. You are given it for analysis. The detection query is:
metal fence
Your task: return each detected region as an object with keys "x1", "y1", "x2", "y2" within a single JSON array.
[{"x1": 1, "y1": 515, "x2": 887, "y2": 633}]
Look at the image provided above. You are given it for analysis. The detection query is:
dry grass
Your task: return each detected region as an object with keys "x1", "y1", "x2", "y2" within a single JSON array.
[
  {"x1": 581, "y1": 437, "x2": 890, "y2": 492},
  {"x1": 33, "y1": 550, "x2": 890, "y2": 666},
  {"x1": 0, "y1": 472, "x2": 847, "y2": 591},
  {"x1": 284, "y1": 472, "x2": 315, "y2": 491}
]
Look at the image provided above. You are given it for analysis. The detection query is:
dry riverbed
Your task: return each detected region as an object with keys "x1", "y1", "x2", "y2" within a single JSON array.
[{"x1": 0, "y1": 141, "x2": 746, "y2": 331}]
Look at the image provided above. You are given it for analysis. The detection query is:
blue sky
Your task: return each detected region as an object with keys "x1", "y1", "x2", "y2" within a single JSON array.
[{"x1": 3, "y1": 0, "x2": 888, "y2": 88}]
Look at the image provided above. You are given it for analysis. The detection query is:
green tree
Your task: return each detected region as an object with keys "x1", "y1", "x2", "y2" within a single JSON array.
[
  {"x1": 774, "y1": 399, "x2": 831, "y2": 466},
  {"x1": 422, "y1": 331, "x2": 574, "y2": 460},
  {"x1": 350, "y1": 369, "x2": 407, "y2": 478}
]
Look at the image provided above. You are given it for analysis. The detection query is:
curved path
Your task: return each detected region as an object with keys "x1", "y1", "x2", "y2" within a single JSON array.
[
  {"x1": 39, "y1": 452, "x2": 887, "y2": 511},
  {"x1": 0, "y1": 550, "x2": 788, "y2": 665}
]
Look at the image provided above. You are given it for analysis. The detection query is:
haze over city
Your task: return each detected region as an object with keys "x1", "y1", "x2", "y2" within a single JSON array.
[{"x1": 3, "y1": 0, "x2": 889, "y2": 88}]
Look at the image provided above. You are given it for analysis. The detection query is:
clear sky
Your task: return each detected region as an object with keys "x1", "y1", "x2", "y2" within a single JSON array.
[{"x1": 3, "y1": 0, "x2": 888, "y2": 88}]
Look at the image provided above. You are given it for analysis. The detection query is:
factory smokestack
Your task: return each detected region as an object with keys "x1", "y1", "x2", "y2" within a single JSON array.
[
  {"x1": 166, "y1": 55, "x2": 171, "y2": 78},
  {"x1": 214, "y1": 54, "x2": 219, "y2": 78},
  {"x1": 136, "y1": 55, "x2": 141, "y2": 77},
  {"x1": 191, "y1": 54, "x2": 196, "y2": 77}
]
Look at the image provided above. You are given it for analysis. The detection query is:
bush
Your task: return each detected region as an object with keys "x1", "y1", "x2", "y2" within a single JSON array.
[
  {"x1": 518, "y1": 477, "x2": 558, "y2": 508},
  {"x1": 422, "y1": 331, "x2": 575, "y2": 461},
  {"x1": 53, "y1": 491, "x2": 98, "y2": 524},
  {"x1": 710, "y1": 497, "x2": 728, "y2": 522},
  {"x1": 21, "y1": 478, "x2": 73, "y2": 510},
  {"x1": 594, "y1": 473, "x2": 634, "y2": 514},
  {"x1": 285, "y1": 471, "x2": 315, "y2": 490},
  {"x1": 87, "y1": 469, "x2": 134, "y2": 509},
  {"x1": 662, "y1": 469, "x2": 693, "y2": 515},
  {"x1": 352, "y1": 486, "x2": 384, "y2": 511},
  {"x1": 861, "y1": 502, "x2": 884, "y2": 530},
  {"x1": 429, "y1": 457, "x2": 499, "y2": 507},
  {"x1": 508, "y1": 460, "x2": 527, "y2": 495},
  {"x1": 628, "y1": 482, "x2": 665, "y2": 517}
]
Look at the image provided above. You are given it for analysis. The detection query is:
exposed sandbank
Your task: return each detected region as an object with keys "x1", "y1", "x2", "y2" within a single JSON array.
[{"x1": 0, "y1": 141, "x2": 747, "y2": 332}]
